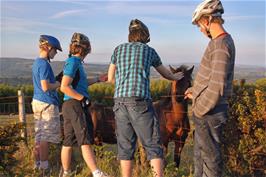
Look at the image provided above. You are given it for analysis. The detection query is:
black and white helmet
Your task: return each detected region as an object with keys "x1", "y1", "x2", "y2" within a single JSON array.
[
  {"x1": 129, "y1": 19, "x2": 150, "y2": 43},
  {"x1": 192, "y1": 0, "x2": 224, "y2": 25}
]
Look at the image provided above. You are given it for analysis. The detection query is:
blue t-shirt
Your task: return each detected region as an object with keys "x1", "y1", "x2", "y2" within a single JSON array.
[
  {"x1": 63, "y1": 56, "x2": 90, "y2": 101},
  {"x1": 32, "y1": 58, "x2": 59, "y2": 105}
]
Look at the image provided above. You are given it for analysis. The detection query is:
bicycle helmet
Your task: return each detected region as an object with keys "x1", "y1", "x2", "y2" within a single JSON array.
[
  {"x1": 192, "y1": 0, "x2": 224, "y2": 25},
  {"x1": 39, "y1": 35, "x2": 62, "y2": 51},
  {"x1": 71, "y1": 32, "x2": 91, "y2": 53}
]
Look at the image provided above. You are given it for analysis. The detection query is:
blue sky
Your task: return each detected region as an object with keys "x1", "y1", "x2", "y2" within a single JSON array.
[{"x1": 1, "y1": 0, "x2": 265, "y2": 67}]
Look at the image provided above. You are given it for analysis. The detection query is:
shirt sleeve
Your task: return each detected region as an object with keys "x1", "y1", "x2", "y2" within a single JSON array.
[
  {"x1": 39, "y1": 62, "x2": 50, "y2": 81},
  {"x1": 193, "y1": 47, "x2": 230, "y2": 118},
  {"x1": 151, "y1": 49, "x2": 162, "y2": 68},
  {"x1": 111, "y1": 47, "x2": 118, "y2": 64},
  {"x1": 63, "y1": 60, "x2": 79, "y2": 78}
]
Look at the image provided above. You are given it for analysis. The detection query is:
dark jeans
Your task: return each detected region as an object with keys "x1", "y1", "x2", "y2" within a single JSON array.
[
  {"x1": 192, "y1": 104, "x2": 228, "y2": 177},
  {"x1": 113, "y1": 97, "x2": 163, "y2": 161}
]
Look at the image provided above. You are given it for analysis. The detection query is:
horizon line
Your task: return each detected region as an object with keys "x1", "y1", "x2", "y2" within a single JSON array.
[{"x1": 0, "y1": 57, "x2": 265, "y2": 68}]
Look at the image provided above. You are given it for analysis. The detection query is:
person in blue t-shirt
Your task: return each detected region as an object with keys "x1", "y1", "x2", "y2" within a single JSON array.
[
  {"x1": 32, "y1": 35, "x2": 62, "y2": 174},
  {"x1": 59, "y1": 33, "x2": 110, "y2": 177}
]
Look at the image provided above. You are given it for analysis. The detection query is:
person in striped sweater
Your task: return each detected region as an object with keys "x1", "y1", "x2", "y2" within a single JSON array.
[{"x1": 185, "y1": 0, "x2": 235, "y2": 177}]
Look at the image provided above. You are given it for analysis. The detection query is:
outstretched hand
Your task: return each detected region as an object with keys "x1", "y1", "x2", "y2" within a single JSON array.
[
  {"x1": 174, "y1": 72, "x2": 184, "y2": 81},
  {"x1": 98, "y1": 73, "x2": 108, "y2": 82}
]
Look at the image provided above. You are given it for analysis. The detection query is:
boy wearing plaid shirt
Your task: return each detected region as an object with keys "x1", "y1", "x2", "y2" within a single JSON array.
[{"x1": 107, "y1": 19, "x2": 184, "y2": 177}]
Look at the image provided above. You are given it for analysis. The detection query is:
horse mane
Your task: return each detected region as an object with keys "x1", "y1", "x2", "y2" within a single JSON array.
[{"x1": 178, "y1": 65, "x2": 192, "y2": 81}]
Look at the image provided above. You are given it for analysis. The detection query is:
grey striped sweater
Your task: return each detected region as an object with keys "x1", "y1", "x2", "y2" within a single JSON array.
[{"x1": 191, "y1": 34, "x2": 235, "y2": 118}]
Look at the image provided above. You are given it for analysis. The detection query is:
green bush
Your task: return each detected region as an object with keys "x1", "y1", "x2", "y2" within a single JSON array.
[
  {"x1": 0, "y1": 123, "x2": 25, "y2": 176},
  {"x1": 224, "y1": 81, "x2": 266, "y2": 176},
  {"x1": 255, "y1": 77, "x2": 266, "y2": 92}
]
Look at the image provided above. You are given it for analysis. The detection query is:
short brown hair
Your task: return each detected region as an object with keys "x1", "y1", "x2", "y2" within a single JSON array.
[
  {"x1": 69, "y1": 43, "x2": 89, "y2": 58},
  {"x1": 128, "y1": 30, "x2": 148, "y2": 43}
]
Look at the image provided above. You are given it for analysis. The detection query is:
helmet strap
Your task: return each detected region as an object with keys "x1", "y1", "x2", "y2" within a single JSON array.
[
  {"x1": 207, "y1": 16, "x2": 213, "y2": 39},
  {"x1": 47, "y1": 47, "x2": 54, "y2": 62}
]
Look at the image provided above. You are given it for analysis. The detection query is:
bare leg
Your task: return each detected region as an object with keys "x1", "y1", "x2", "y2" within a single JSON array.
[
  {"x1": 40, "y1": 141, "x2": 49, "y2": 161},
  {"x1": 121, "y1": 160, "x2": 133, "y2": 177},
  {"x1": 61, "y1": 146, "x2": 72, "y2": 171},
  {"x1": 81, "y1": 145, "x2": 97, "y2": 172},
  {"x1": 34, "y1": 141, "x2": 40, "y2": 168},
  {"x1": 150, "y1": 158, "x2": 164, "y2": 177}
]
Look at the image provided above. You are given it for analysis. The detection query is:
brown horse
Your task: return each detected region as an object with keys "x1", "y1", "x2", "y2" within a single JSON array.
[
  {"x1": 90, "y1": 103, "x2": 116, "y2": 145},
  {"x1": 153, "y1": 65, "x2": 194, "y2": 167},
  {"x1": 90, "y1": 65, "x2": 193, "y2": 167}
]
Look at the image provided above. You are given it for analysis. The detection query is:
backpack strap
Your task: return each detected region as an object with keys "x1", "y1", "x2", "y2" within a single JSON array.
[{"x1": 71, "y1": 68, "x2": 80, "y2": 89}]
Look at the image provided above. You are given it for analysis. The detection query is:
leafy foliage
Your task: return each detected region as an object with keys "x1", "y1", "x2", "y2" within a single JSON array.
[
  {"x1": 0, "y1": 123, "x2": 25, "y2": 176},
  {"x1": 0, "y1": 80, "x2": 171, "y2": 111},
  {"x1": 224, "y1": 80, "x2": 266, "y2": 176}
]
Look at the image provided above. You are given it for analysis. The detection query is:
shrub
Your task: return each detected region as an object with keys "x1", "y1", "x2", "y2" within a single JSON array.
[
  {"x1": 0, "y1": 123, "x2": 25, "y2": 176},
  {"x1": 223, "y1": 81, "x2": 266, "y2": 176}
]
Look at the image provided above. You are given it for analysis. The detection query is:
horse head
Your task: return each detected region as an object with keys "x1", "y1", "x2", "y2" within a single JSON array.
[{"x1": 169, "y1": 65, "x2": 194, "y2": 102}]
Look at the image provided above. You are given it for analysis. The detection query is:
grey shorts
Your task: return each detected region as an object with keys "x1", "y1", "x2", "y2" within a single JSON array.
[
  {"x1": 32, "y1": 99, "x2": 61, "y2": 143},
  {"x1": 113, "y1": 97, "x2": 163, "y2": 161}
]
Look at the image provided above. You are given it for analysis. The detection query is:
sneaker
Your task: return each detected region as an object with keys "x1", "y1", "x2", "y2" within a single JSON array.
[
  {"x1": 93, "y1": 171, "x2": 112, "y2": 177},
  {"x1": 59, "y1": 167, "x2": 73, "y2": 177},
  {"x1": 34, "y1": 161, "x2": 40, "y2": 172},
  {"x1": 38, "y1": 168, "x2": 51, "y2": 177}
]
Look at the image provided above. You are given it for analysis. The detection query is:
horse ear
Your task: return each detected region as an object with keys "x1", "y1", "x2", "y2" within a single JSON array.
[
  {"x1": 187, "y1": 66, "x2": 194, "y2": 75},
  {"x1": 169, "y1": 65, "x2": 176, "y2": 73}
]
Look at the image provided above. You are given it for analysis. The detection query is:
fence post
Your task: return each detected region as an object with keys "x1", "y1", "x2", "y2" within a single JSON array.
[{"x1": 18, "y1": 90, "x2": 27, "y2": 140}]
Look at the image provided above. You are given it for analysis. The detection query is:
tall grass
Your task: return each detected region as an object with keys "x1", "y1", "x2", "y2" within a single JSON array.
[{"x1": 1, "y1": 115, "x2": 194, "y2": 177}]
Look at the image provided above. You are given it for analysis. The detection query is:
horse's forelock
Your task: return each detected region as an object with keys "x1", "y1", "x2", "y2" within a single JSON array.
[{"x1": 179, "y1": 65, "x2": 188, "y2": 71}]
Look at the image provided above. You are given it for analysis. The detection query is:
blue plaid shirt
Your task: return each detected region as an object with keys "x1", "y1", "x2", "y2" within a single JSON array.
[{"x1": 111, "y1": 42, "x2": 162, "y2": 99}]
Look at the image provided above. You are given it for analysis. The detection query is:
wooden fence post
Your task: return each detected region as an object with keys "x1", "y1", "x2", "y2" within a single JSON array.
[{"x1": 18, "y1": 90, "x2": 27, "y2": 140}]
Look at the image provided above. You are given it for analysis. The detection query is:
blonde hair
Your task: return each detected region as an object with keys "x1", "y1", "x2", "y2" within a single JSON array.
[
  {"x1": 201, "y1": 15, "x2": 224, "y2": 24},
  {"x1": 39, "y1": 43, "x2": 51, "y2": 51}
]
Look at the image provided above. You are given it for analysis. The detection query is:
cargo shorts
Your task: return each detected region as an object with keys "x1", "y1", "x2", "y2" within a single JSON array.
[{"x1": 32, "y1": 99, "x2": 61, "y2": 143}]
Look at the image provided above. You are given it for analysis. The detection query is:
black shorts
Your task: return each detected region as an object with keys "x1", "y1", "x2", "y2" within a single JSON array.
[{"x1": 62, "y1": 99, "x2": 94, "y2": 146}]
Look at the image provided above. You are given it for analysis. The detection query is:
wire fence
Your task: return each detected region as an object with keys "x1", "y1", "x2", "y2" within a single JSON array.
[
  {"x1": 0, "y1": 96, "x2": 32, "y2": 115},
  {"x1": 0, "y1": 94, "x2": 192, "y2": 115}
]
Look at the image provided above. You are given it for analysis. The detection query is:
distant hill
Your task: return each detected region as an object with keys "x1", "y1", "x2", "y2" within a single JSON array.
[{"x1": 0, "y1": 57, "x2": 265, "y2": 85}]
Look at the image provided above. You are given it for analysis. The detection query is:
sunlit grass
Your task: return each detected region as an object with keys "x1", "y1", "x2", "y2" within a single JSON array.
[{"x1": 1, "y1": 114, "x2": 194, "y2": 177}]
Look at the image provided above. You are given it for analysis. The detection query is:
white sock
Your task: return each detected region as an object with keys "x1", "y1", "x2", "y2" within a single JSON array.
[
  {"x1": 35, "y1": 161, "x2": 40, "y2": 169},
  {"x1": 92, "y1": 169, "x2": 103, "y2": 177},
  {"x1": 40, "y1": 160, "x2": 49, "y2": 170}
]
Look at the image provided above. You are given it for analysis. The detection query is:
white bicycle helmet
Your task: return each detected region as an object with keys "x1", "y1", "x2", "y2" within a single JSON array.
[{"x1": 192, "y1": 0, "x2": 224, "y2": 25}]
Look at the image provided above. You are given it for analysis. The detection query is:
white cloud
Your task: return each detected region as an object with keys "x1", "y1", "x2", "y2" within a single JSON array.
[
  {"x1": 1, "y1": 17, "x2": 80, "y2": 34},
  {"x1": 50, "y1": 9, "x2": 87, "y2": 19}
]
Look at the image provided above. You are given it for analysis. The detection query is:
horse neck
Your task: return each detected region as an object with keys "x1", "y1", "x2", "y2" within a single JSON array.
[{"x1": 171, "y1": 81, "x2": 187, "y2": 114}]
